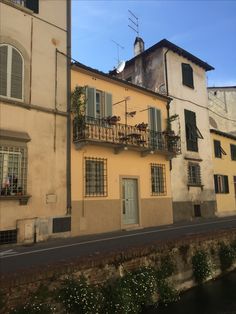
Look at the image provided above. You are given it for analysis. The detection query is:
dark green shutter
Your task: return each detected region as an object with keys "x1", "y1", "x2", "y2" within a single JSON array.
[
  {"x1": 214, "y1": 175, "x2": 219, "y2": 193},
  {"x1": 230, "y1": 144, "x2": 236, "y2": 160},
  {"x1": 86, "y1": 87, "x2": 95, "y2": 118},
  {"x1": 26, "y1": 0, "x2": 39, "y2": 13},
  {"x1": 184, "y1": 109, "x2": 198, "y2": 152},
  {"x1": 224, "y1": 176, "x2": 229, "y2": 193},
  {"x1": 182, "y1": 63, "x2": 194, "y2": 88},
  {"x1": 0, "y1": 45, "x2": 7, "y2": 97},
  {"x1": 105, "y1": 92, "x2": 112, "y2": 117},
  {"x1": 214, "y1": 140, "x2": 221, "y2": 158},
  {"x1": 11, "y1": 48, "x2": 23, "y2": 100}
]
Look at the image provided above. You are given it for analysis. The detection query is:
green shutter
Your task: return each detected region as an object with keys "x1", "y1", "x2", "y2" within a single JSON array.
[
  {"x1": 224, "y1": 176, "x2": 229, "y2": 193},
  {"x1": 105, "y1": 92, "x2": 112, "y2": 117},
  {"x1": 214, "y1": 175, "x2": 219, "y2": 193},
  {"x1": 184, "y1": 109, "x2": 198, "y2": 152},
  {"x1": 11, "y1": 48, "x2": 23, "y2": 100},
  {"x1": 182, "y1": 63, "x2": 194, "y2": 88},
  {"x1": 86, "y1": 87, "x2": 96, "y2": 118},
  {"x1": 0, "y1": 45, "x2": 8, "y2": 97},
  {"x1": 214, "y1": 140, "x2": 221, "y2": 158},
  {"x1": 230, "y1": 144, "x2": 236, "y2": 160},
  {"x1": 26, "y1": 0, "x2": 39, "y2": 13}
]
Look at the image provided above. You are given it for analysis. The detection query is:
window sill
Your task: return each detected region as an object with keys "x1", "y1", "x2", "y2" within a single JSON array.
[
  {"x1": 187, "y1": 184, "x2": 204, "y2": 191},
  {"x1": 0, "y1": 194, "x2": 31, "y2": 205}
]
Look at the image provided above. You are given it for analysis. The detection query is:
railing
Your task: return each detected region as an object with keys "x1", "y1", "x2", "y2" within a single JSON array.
[{"x1": 73, "y1": 116, "x2": 181, "y2": 155}]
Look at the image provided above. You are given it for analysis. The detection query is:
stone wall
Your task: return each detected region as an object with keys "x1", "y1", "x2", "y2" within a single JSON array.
[{"x1": 1, "y1": 229, "x2": 236, "y2": 313}]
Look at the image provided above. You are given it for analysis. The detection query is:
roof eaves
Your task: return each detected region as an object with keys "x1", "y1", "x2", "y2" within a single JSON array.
[{"x1": 210, "y1": 128, "x2": 236, "y2": 141}]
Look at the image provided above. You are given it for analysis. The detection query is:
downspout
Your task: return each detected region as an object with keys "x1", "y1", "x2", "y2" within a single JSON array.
[
  {"x1": 66, "y1": 0, "x2": 72, "y2": 215},
  {"x1": 164, "y1": 48, "x2": 170, "y2": 96}
]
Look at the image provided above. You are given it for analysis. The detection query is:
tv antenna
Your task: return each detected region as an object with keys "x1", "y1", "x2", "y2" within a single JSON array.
[
  {"x1": 111, "y1": 39, "x2": 124, "y2": 64},
  {"x1": 128, "y1": 9, "x2": 139, "y2": 36}
]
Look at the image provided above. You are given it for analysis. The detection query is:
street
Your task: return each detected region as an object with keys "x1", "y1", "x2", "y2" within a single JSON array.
[{"x1": 1, "y1": 216, "x2": 236, "y2": 275}]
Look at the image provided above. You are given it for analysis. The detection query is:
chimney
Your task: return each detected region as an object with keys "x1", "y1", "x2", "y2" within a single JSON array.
[{"x1": 134, "y1": 37, "x2": 145, "y2": 56}]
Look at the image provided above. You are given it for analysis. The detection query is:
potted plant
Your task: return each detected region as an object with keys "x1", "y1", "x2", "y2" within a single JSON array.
[
  {"x1": 135, "y1": 122, "x2": 148, "y2": 131},
  {"x1": 106, "y1": 115, "x2": 121, "y2": 125}
]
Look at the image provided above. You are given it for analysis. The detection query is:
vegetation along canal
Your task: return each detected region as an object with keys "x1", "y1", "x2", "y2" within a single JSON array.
[{"x1": 144, "y1": 270, "x2": 236, "y2": 314}]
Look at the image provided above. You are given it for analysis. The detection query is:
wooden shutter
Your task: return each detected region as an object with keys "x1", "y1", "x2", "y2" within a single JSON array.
[
  {"x1": 214, "y1": 140, "x2": 221, "y2": 158},
  {"x1": 105, "y1": 92, "x2": 112, "y2": 117},
  {"x1": 25, "y1": 0, "x2": 39, "y2": 13},
  {"x1": 0, "y1": 45, "x2": 8, "y2": 97},
  {"x1": 224, "y1": 176, "x2": 229, "y2": 193},
  {"x1": 182, "y1": 63, "x2": 194, "y2": 88},
  {"x1": 11, "y1": 48, "x2": 23, "y2": 100},
  {"x1": 184, "y1": 109, "x2": 198, "y2": 152},
  {"x1": 214, "y1": 175, "x2": 219, "y2": 193},
  {"x1": 230, "y1": 144, "x2": 236, "y2": 160},
  {"x1": 86, "y1": 87, "x2": 95, "y2": 118}
]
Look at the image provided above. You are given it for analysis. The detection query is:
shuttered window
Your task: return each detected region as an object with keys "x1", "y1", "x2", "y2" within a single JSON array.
[
  {"x1": 149, "y1": 107, "x2": 162, "y2": 150},
  {"x1": 86, "y1": 87, "x2": 112, "y2": 121},
  {"x1": 230, "y1": 144, "x2": 236, "y2": 161},
  {"x1": 182, "y1": 63, "x2": 194, "y2": 88},
  {"x1": 0, "y1": 45, "x2": 24, "y2": 101},
  {"x1": 214, "y1": 174, "x2": 229, "y2": 194},
  {"x1": 25, "y1": 0, "x2": 39, "y2": 13},
  {"x1": 188, "y1": 162, "x2": 201, "y2": 186},
  {"x1": 184, "y1": 109, "x2": 203, "y2": 152},
  {"x1": 214, "y1": 140, "x2": 226, "y2": 158}
]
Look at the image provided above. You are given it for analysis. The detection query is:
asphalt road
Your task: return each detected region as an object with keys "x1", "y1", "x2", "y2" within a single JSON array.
[{"x1": 1, "y1": 216, "x2": 236, "y2": 275}]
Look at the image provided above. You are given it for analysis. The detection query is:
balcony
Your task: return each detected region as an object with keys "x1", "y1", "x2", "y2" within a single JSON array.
[{"x1": 73, "y1": 116, "x2": 181, "y2": 157}]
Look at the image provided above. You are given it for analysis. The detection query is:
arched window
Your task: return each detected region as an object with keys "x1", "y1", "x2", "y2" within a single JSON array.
[{"x1": 0, "y1": 44, "x2": 24, "y2": 101}]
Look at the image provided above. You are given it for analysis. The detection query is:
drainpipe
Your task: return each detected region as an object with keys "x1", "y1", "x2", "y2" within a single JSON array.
[
  {"x1": 164, "y1": 48, "x2": 170, "y2": 96},
  {"x1": 66, "y1": 0, "x2": 72, "y2": 215}
]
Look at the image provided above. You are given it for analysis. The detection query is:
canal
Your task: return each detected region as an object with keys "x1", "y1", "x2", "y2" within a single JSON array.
[{"x1": 145, "y1": 270, "x2": 236, "y2": 314}]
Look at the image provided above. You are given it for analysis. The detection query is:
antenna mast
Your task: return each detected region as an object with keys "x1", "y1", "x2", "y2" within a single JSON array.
[
  {"x1": 111, "y1": 39, "x2": 124, "y2": 64},
  {"x1": 128, "y1": 9, "x2": 139, "y2": 37}
]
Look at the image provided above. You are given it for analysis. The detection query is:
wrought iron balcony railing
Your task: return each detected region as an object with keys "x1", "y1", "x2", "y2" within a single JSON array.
[{"x1": 73, "y1": 116, "x2": 181, "y2": 155}]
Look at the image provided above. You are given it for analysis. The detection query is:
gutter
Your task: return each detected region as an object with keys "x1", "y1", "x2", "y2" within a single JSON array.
[
  {"x1": 66, "y1": 0, "x2": 72, "y2": 214},
  {"x1": 164, "y1": 48, "x2": 170, "y2": 96}
]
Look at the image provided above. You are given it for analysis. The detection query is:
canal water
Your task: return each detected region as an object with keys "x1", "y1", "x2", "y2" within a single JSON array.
[{"x1": 145, "y1": 270, "x2": 236, "y2": 314}]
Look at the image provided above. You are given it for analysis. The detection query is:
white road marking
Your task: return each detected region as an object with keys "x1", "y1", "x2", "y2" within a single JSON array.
[
  {"x1": 0, "y1": 249, "x2": 18, "y2": 257},
  {"x1": 0, "y1": 218, "x2": 236, "y2": 259}
]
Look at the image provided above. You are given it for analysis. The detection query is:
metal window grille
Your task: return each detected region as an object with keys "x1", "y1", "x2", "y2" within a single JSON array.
[
  {"x1": 84, "y1": 157, "x2": 107, "y2": 197},
  {"x1": 0, "y1": 229, "x2": 17, "y2": 245},
  {"x1": 0, "y1": 146, "x2": 27, "y2": 196},
  {"x1": 151, "y1": 163, "x2": 166, "y2": 195},
  {"x1": 188, "y1": 162, "x2": 201, "y2": 185}
]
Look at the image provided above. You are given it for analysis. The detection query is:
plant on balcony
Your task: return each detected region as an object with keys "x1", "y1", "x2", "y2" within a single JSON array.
[
  {"x1": 106, "y1": 115, "x2": 121, "y2": 125},
  {"x1": 135, "y1": 122, "x2": 148, "y2": 131},
  {"x1": 71, "y1": 85, "x2": 86, "y2": 120}
]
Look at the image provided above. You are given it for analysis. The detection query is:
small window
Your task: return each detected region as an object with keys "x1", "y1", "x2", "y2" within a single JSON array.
[
  {"x1": 12, "y1": 1, "x2": 39, "y2": 13},
  {"x1": 0, "y1": 229, "x2": 17, "y2": 245},
  {"x1": 214, "y1": 174, "x2": 229, "y2": 194},
  {"x1": 194, "y1": 204, "x2": 201, "y2": 217},
  {"x1": 184, "y1": 109, "x2": 203, "y2": 152},
  {"x1": 230, "y1": 144, "x2": 236, "y2": 160},
  {"x1": 188, "y1": 162, "x2": 201, "y2": 186},
  {"x1": 151, "y1": 164, "x2": 166, "y2": 195},
  {"x1": 0, "y1": 145, "x2": 27, "y2": 196},
  {"x1": 214, "y1": 140, "x2": 227, "y2": 158},
  {"x1": 85, "y1": 157, "x2": 107, "y2": 197},
  {"x1": 182, "y1": 63, "x2": 194, "y2": 88},
  {"x1": 0, "y1": 44, "x2": 24, "y2": 101}
]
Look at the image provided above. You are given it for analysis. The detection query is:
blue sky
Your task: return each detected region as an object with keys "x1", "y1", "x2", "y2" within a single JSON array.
[{"x1": 72, "y1": 0, "x2": 236, "y2": 87}]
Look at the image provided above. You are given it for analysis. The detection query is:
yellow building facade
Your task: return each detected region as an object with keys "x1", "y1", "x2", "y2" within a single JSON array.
[
  {"x1": 0, "y1": 0, "x2": 71, "y2": 244},
  {"x1": 211, "y1": 129, "x2": 236, "y2": 216},
  {"x1": 71, "y1": 63, "x2": 181, "y2": 236}
]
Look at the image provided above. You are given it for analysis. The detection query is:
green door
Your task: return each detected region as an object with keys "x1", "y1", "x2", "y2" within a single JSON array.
[{"x1": 122, "y1": 179, "x2": 139, "y2": 225}]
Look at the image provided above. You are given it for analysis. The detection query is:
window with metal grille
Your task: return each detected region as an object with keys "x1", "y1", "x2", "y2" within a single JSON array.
[
  {"x1": 0, "y1": 146, "x2": 27, "y2": 196},
  {"x1": 214, "y1": 174, "x2": 229, "y2": 194},
  {"x1": 214, "y1": 140, "x2": 226, "y2": 158},
  {"x1": 85, "y1": 157, "x2": 107, "y2": 197},
  {"x1": 151, "y1": 164, "x2": 166, "y2": 195},
  {"x1": 230, "y1": 144, "x2": 236, "y2": 161},
  {"x1": 10, "y1": 0, "x2": 39, "y2": 13},
  {"x1": 182, "y1": 63, "x2": 194, "y2": 88},
  {"x1": 188, "y1": 162, "x2": 201, "y2": 186},
  {"x1": 184, "y1": 109, "x2": 203, "y2": 152},
  {"x1": 0, "y1": 44, "x2": 24, "y2": 101},
  {"x1": 0, "y1": 229, "x2": 17, "y2": 245}
]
